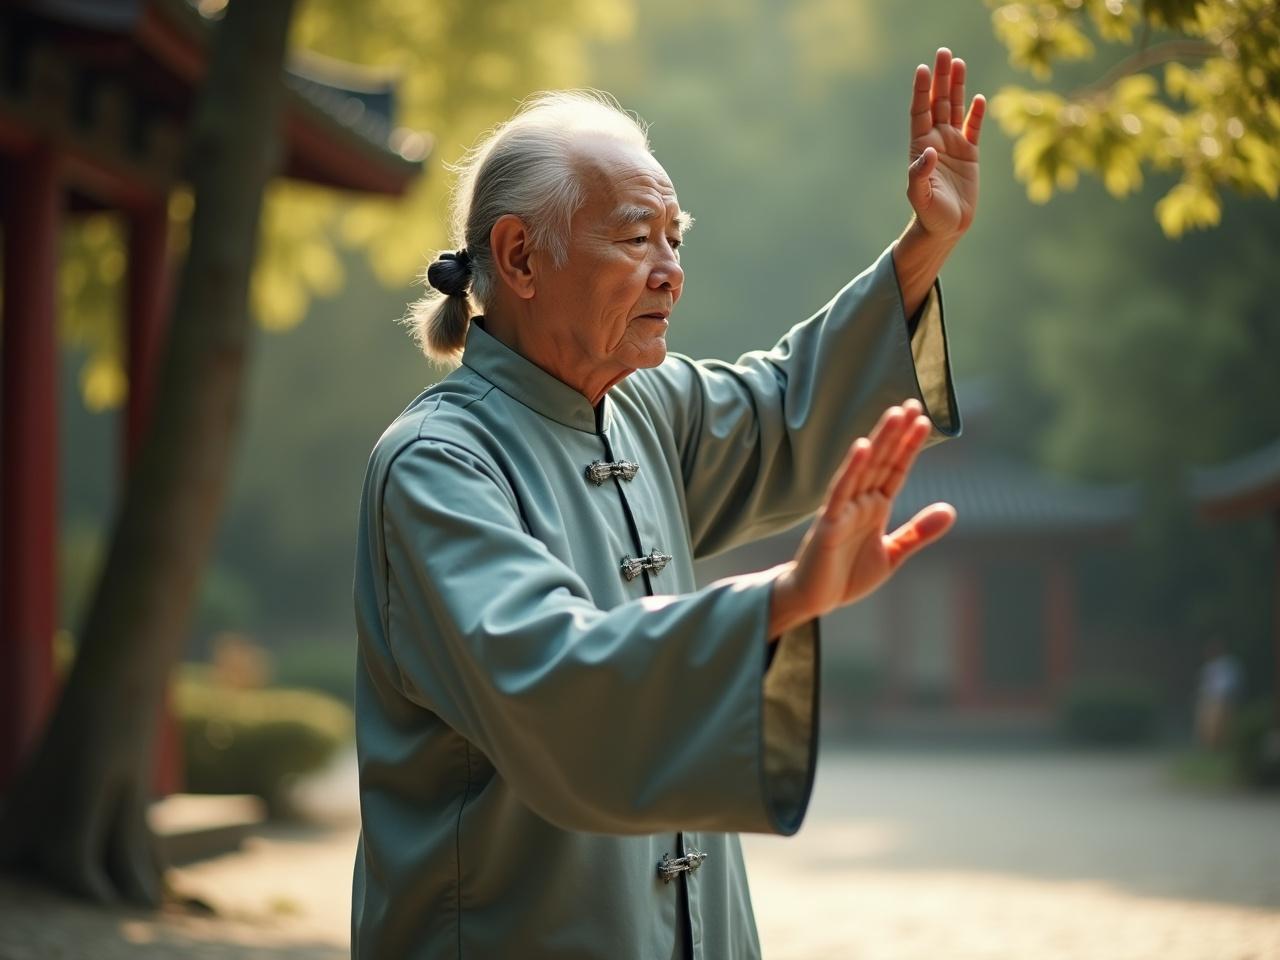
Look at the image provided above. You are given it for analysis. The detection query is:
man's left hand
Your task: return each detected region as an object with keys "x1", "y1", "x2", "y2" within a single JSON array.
[{"x1": 907, "y1": 47, "x2": 983, "y2": 240}]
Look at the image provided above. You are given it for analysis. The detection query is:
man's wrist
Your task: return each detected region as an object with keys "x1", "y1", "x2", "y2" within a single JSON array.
[
  {"x1": 895, "y1": 217, "x2": 959, "y2": 272},
  {"x1": 767, "y1": 562, "x2": 815, "y2": 640},
  {"x1": 892, "y1": 218, "x2": 956, "y2": 318}
]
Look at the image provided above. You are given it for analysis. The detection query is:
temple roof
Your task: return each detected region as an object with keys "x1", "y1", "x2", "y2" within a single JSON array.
[
  {"x1": 889, "y1": 383, "x2": 1137, "y2": 540},
  {"x1": 1190, "y1": 435, "x2": 1280, "y2": 520},
  {"x1": 6, "y1": 0, "x2": 428, "y2": 198},
  {"x1": 891, "y1": 452, "x2": 1137, "y2": 539}
]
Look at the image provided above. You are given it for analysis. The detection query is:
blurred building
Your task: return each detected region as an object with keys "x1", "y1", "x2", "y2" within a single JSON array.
[
  {"x1": 698, "y1": 385, "x2": 1138, "y2": 725},
  {"x1": 0, "y1": 0, "x2": 427, "y2": 791},
  {"x1": 1191, "y1": 435, "x2": 1280, "y2": 720}
]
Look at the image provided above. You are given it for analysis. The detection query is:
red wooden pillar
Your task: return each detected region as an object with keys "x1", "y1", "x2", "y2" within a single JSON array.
[
  {"x1": 953, "y1": 565, "x2": 983, "y2": 708},
  {"x1": 0, "y1": 148, "x2": 62, "y2": 789},
  {"x1": 1045, "y1": 559, "x2": 1075, "y2": 700},
  {"x1": 124, "y1": 199, "x2": 183, "y2": 797}
]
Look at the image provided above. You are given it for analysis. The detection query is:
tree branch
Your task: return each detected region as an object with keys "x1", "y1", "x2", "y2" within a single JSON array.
[
  {"x1": 1072, "y1": 0, "x2": 1280, "y2": 100},
  {"x1": 1072, "y1": 39, "x2": 1215, "y2": 99}
]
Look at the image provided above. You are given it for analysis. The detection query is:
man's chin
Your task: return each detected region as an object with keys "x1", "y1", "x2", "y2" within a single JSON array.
[
  {"x1": 612, "y1": 337, "x2": 668, "y2": 375},
  {"x1": 638, "y1": 340, "x2": 668, "y2": 368}
]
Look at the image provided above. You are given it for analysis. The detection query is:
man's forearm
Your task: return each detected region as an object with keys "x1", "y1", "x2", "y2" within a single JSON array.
[{"x1": 891, "y1": 218, "x2": 959, "y2": 319}]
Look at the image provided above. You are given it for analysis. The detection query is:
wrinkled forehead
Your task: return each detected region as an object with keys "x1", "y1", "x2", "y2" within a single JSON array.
[{"x1": 570, "y1": 133, "x2": 681, "y2": 220}]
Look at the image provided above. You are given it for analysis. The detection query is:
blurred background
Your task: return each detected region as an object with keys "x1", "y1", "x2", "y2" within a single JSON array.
[
  {"x1": 2, "y1": 0, "x2": 1278, "y2": 956},
  {"x1": 48, "y1": 0, "x2": 1278, "y2": 765}
]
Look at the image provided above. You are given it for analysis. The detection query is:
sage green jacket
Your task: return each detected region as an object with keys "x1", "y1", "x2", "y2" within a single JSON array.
[{"x1": 351, "y1": 244, "x2": 958, "y2": 959}]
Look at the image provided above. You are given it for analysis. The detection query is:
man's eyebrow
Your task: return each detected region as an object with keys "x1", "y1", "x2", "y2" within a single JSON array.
[{"x1": 611, "y1": 204, "x2": 696, "y2": 236}]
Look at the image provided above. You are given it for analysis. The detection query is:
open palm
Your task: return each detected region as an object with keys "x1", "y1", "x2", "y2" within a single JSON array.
[
  {"x1": 788, "y1": 401, "x2": 956, "y2": 618},
  {"x1": 908, "y1": 48, "x2": 984, "y2": 239}
]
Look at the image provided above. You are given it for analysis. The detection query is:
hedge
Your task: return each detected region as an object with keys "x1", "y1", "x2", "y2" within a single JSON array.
[
  {"x1": 1058, "y1": 679, "x2": 1158, "y2": 745},
  {"x1": 177, "y1": 678, "x2": 353, "y2": 817}
]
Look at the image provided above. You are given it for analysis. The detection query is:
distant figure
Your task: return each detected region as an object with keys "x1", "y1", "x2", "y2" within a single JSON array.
[{"x1": 1196, "y1": 639, "x2": 1242, "y2": 749}]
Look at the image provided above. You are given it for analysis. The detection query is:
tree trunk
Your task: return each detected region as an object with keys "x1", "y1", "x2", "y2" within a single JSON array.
[{"x1": 0, "y1": 0, "x2": 296, "y2": 905}]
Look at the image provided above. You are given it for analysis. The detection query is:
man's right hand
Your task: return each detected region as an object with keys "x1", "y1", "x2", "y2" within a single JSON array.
[{"x1": 768, "y1": 399, "x2": 955, "y2": 637}]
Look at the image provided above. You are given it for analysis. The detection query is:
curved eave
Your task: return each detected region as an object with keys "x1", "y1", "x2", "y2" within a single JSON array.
[
  {"x1": 891, "y1": 455, "x2": 1138, "y2": 543},
  {"x1": 141, "y1": 0, "x2": 427, "y2": 194},
  {"x1": 283, "y1": 90, "x2": 425, "y2": 195},
  {"x1": 1191, "y1": 436, "x2": 1280, "y2": 521}
]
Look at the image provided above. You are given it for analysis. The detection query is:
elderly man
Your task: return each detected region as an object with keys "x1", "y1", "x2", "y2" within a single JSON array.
[{"x1": 353, "y1": 48, "x2": 983, "y2": 959}]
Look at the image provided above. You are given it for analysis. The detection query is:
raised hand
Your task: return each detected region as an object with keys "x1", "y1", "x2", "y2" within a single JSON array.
[
  {"x1": 907, "y1": 47, "x2": 984, "y2": 240},
  {"x1": 770, "y1": 400, "x2": 956, "y2": 636}
]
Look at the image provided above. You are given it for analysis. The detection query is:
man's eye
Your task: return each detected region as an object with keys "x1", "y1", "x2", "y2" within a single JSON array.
[
  {"x1": 628, "y1": 236, "x2": 648, "y2": 245},
  {"x1": 668, "y1": 238, "x2": 682, "y2": 251}
]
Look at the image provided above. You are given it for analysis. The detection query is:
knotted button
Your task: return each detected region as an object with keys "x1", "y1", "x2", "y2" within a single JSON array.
[
  {"x1": 620, "y1": 549, "x2": 672, "y2": 582},
  {"x1": 657, "y1": 849, "x2": 708, "y2": 883},
  {"x1": 585, "y1": 459, "x2": 640, "y2": 485}
]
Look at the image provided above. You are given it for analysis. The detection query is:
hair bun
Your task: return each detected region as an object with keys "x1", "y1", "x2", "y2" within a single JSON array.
[{"x1": 427, "y1": 248, "x2": 473, "y2": 297}]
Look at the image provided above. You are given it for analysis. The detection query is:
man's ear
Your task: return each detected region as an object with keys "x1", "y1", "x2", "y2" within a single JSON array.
[{"x1": 490, "y1": 214, "x2": 536, "y2": 300}]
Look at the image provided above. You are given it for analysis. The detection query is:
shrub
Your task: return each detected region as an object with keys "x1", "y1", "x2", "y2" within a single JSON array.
[
  {"x1": 1058, "y1": 679, "x2": 1158, "y2": 745},
  {"x1": 270, "y1": 642, "x2": 357, "y2": 705},
  {"x1": 1229, "y1": 701, "x2": 1280, "y2": 789},
  {"x1": 177, "y1": 678, "x2": 353, "y2": 817}
]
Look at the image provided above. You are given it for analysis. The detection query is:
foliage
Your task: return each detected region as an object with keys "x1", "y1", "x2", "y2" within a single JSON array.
[
  {"x1": 51, "y1": 0, "x2": 1275, "y2": 714},
  {"x1": 1229, "y1": 701, "x2": 1280, "y2": 788},
  {"x1": 58, "y1": 217, "x2": 127, "y2": 409},
  {"x1": 1173, "y1": 716, "x2": 1280, "y2": 792},
  {"x1": 1022, "y1": 202, "x2": 1280, "y2": 481},
  {"x1": 988, "y1": 0, "x2": 1280, "y2": 235},
  {"x1": 57, "y1": 0, "x2": 634, "y2": 407},
  {"x1": 271, "y1": 641, "x2": 357, "y2": 704},
  {"x1": 1169, "y1": 745, "x2": 1236, "y2": 789},
  {"x1": 177, "y1": 676, "x2": 353, "y2": 817},
  {"x1": 1058, "y1": 677, "x2": 1159, "y2": 744}
]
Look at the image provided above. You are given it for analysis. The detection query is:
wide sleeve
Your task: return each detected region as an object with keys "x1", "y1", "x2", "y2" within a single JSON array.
[
  {"x1": 638, "y1": 243, "x2": 960, "y2": 558},
  {"x1": 375, "y1": 438, "x2": 818, "y2": 837}
]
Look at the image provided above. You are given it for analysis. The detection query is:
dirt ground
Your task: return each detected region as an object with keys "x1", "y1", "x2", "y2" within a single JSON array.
[
  {"x1": 742, "y1": 748, "x2": 1280, "y2": 959},
  {"x1": 1, "y1": 747, "x2": 1277, "y2": 959}
]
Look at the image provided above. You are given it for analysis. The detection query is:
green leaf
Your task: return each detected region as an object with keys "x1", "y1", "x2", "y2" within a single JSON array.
[{"x1": 1155, "y1": 179, "x2": 1222, "y2": 236}]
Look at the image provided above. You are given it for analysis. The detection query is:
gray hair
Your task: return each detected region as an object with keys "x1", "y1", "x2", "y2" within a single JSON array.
[{"x1": 404, "y1": 90, "x2": 651, "y2": 364}]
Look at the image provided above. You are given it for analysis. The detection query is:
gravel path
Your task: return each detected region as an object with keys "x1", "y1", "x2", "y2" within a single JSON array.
[{"x1": 1, "y1": 747, "x2": 1277, "y2": 958}]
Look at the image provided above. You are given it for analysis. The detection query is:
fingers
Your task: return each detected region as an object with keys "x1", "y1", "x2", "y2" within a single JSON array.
[
  {"x1": 831, "y1": 399, "x2": 928, "y2": 506},
  {"x1": 856, "y1": 402, "x2": 911, "y2": 495},
  {"x1": 884, "y1": 502, "x2": 956, "y2": 567},
  {"x1": 909, "y1": 146, "x2": 937, "y2": 179},
  {"x1": 907, "y1": 147, "x2": 936, "y2": 210},
  {"x1": 914, "y1": 49, "x2": 983, "y2": 139},
  {"x1": 910, "y1": 63, "x2": 933, "y2": 140},
  {"x1": 881, "y1": 413, "x2": 932, "y2": 499},
  {"x1": 930, "y1": 47, "x2": 953, "y2": 126},
  {"x1": 864, "y1": 400, "x2": 922, "y2": 491},
  {"x1": 950, "y1": 58, "x2": 966, "y2": 127},
  {"x1": 963, "y1": 93, "x2": 986, "y2": 146},
  {"x1": 830, "y1": 437, "x2": 872, "y2": 508},
  {"x1": 829, "y1": 411, "x2": 891, "y2": 508},
  {"x1": 828, "y1": 397, "x2": 934, "y2": 528}
]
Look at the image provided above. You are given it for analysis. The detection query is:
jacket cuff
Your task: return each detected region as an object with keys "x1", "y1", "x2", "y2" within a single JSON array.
[
  {"x1": 878, "y1": 242, "x2": 960, "y2": 443},
  {"x1": 761, "y1": 618, "x2": 819, "y2": 835},
  {"x1": 908, "y1": 279, "x2": 960, "y2": 441}
]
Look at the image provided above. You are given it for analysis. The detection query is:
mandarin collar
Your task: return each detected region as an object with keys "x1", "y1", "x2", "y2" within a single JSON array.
[{"x1": 460, "y1": 319, "x2": 613, "y2": 434}]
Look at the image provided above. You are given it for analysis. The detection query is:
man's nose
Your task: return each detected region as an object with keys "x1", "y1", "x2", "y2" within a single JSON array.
[{"x1": 649, "y1": 249, "x2": 684, "y2": 292}]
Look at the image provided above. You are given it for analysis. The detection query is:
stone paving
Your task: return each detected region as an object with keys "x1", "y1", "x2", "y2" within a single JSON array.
[{"x1": 1, "y1": 746, "x2": 1277, "y2": 958}]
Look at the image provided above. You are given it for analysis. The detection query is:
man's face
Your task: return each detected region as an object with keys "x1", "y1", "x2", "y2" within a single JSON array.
[{"x1": 533, "y1": 135, "x2": 689, "y2": 380}]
